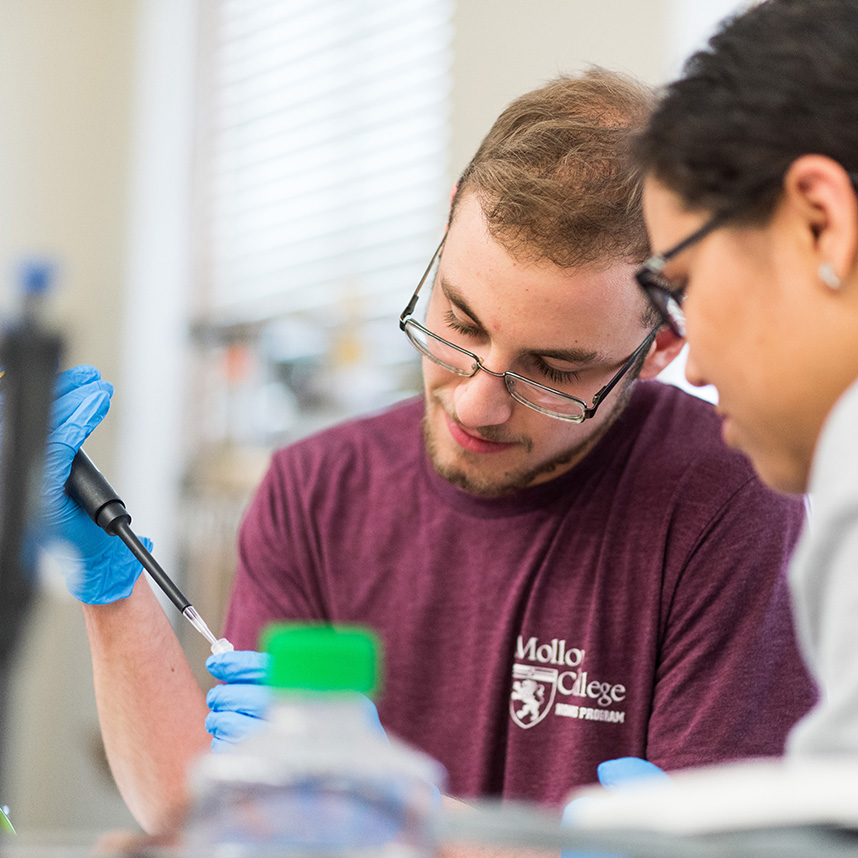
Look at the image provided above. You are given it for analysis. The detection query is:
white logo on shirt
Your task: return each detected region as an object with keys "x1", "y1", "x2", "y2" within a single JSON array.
[
  {"x1": 511, "y1": 635, "x2": 627, "y2": 729},
  {"x1": 510, "y1": 664, "x2": 557, "y2": 728}
]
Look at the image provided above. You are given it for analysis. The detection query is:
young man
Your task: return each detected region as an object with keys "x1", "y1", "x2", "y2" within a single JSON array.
[{"x1": 44, "y1": 69, "x2": 814, "y2": 835}]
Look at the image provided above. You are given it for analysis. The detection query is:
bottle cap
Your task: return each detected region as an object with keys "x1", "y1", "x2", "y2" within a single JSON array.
[{"x1": 260, "y1": 623, "x2": 380, "y2": 696}]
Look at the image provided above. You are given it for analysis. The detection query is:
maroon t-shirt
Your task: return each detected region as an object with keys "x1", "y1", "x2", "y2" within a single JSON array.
[{"x1": 224, "y1": 381, "x2": 816, "y2": 805}]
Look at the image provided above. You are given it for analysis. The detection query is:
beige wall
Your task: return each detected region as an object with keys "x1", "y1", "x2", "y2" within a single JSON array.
[
  {"x1": 0, "y1": 0, "x2": 138, "y2": 833},
  {"x1": 450, "y1": 0, "x2": 670, "y2": 179},
  {"x1": 0, "y1": 0, "x2": 135, "y2": 469}
]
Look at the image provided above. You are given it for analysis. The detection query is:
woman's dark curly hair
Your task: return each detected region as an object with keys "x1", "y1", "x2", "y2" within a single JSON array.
[{"x1": 635, "y1": 0, "x2": 858, "y2": 223}]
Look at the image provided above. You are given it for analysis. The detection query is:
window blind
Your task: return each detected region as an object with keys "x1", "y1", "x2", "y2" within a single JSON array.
[{"x1": 198, "y1": 0, "x2": 453, "y2": 326}]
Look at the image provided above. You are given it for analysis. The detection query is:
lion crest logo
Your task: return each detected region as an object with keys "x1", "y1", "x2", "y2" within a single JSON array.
[{"x1": 510, "y1": 664, "x2": 557, "y2": 729}]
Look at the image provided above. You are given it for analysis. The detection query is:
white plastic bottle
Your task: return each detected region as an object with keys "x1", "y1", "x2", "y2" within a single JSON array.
[{"x1": 185, "y1": 623, "x2": 446, "y2": 856}]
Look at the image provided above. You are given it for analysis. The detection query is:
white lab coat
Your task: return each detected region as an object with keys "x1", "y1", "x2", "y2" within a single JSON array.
[{"x1": 788, "y1": 376, "x2": 858, "y2": 755}]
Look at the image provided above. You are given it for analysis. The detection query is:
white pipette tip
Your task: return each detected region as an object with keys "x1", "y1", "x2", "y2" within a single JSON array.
[{"x1": 210, "y1": 638, "x2": 234, "y2": 655}]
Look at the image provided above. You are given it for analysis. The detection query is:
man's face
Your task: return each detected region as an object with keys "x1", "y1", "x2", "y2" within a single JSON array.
[{"x1": 420, "y1": 193, "x2": 655, "y2": 498}]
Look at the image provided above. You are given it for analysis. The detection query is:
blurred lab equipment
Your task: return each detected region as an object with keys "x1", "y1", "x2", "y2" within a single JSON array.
[
  {"x1": 185, "y1": 623, "x2": 445, "y2": 856},
  {"x1": 0, "y1": 261, "x2": 62, "y2": 798}
]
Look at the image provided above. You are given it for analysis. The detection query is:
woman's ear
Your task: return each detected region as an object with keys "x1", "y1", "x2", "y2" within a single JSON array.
[
  {"x1": 638, "y1": 326, "x2": 685, "y2": 379},
  {"x1": 782, "y1": 155, "x2": 858, "y2": 290}
]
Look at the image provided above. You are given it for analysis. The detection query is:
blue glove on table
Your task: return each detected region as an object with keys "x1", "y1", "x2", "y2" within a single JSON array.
[
  {"x1": 41, "y1": 365, "x2": 150, "y2": 604},
  {"x1": 561, "y1": 758, "x2": 667, "y2": 858},
  {"x1": 562, "y1": 757, "x2": 668, "y2": 825},
  {"x1": 206, "y1": 649, "x2": 385, "y2": 753},
  {"x1": 596, "y1": 757, "x2": 669, "y2": 789}
]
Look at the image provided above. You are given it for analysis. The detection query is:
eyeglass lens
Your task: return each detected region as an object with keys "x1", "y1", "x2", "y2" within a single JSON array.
[{"x1": 404, "y1": 321, "x2": 588, "y2": 420}]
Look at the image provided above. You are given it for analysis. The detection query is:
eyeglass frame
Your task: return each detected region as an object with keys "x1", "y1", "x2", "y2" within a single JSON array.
[
  {"x1": 636, "y1": 170, "x2": 858, "y2": 337},
  {"x1": 399, "y1": 235, "x2": 660, "y2": 423},
  {"x1": 635, "y1": 212, "x2": 729, "y2": 338}
]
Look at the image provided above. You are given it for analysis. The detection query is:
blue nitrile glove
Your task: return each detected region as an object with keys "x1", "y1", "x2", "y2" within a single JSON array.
[
  {"x1": 562, "y1": 757, "x2": 668, "y2": 842},
  {"x1": 41, "y1": 365, "x2": 150, "y2": 604},
  {"x1": 206, "y1": 650, "x2": 273, "y2": 752},
  {"x1": 206, "y1": 649, "x2": 386, "y2": 753},
  {"x1": 596, "y1": 757, "x2": 668, "y2": 788}
]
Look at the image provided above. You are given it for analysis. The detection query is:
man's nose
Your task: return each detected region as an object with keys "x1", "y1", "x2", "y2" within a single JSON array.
[{"x1": 453, "y1": 363, "x2": 515, "y2": 428}]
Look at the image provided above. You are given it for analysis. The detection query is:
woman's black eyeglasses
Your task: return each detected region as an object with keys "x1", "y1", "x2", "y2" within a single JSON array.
[{"x1": 635, "y1": 213, "x2": 728, "y2": 338}]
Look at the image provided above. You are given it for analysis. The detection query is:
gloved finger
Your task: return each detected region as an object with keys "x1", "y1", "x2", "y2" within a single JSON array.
[
  {"x1": 50, "y1": 380, "x2": 112, "y2": 430},
  {"x1": 206, "y1": 682, "x2": 272, "y2": 716},
  {"x1": 206, "y1": 649, "x2": 270, "y2": 683},
  {"x1": 210, "y1": 735, "x2": 238, "y2": 754},
  {"x1": 358, "y1": 694, "x2": 386, "y2": 738},
  {"x1": 43, "y1": 391, "x2": 112, "y2": 518},
  {"x1": 206, "y1": 709, "x2": 269, "y2": 747},
  {"x1": 53, "y1": 365, "x2": 103, "y2": 399},
  {"x1": 48, "y1": 389, "x2": 112, "y2": 452},
  {"x1": 561, "y1": 795, "x2": 597, "y2": 827},
  {"x1": 597, "y1": 757, "x2": 668, "y2": 790}
]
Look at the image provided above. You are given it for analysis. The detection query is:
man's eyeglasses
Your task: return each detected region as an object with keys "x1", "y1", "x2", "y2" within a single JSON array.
[
  {"x1": 635, "y1": 213, "x2": 727, "y2": 338},
  {"x1": 400, "y1": 236, "x2": 658, "y2": 424}
]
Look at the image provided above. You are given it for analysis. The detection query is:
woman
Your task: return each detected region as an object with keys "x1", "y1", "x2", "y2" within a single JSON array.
[
  {"x1": 633, "y1": 0, "x2": 858, "y2": 758},
  {"x1": 559, "y1": 3, "x2": 858, "y2": 839}
]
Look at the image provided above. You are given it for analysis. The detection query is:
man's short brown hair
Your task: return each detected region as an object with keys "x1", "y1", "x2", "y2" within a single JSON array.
[{"x1": 450, "y1": 68, "x2": 654, "y2": 269}]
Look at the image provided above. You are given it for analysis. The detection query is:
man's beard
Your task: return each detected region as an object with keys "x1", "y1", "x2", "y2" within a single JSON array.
[{"x1": 421, "y1": 379, "x2": 636, "y2": 499}]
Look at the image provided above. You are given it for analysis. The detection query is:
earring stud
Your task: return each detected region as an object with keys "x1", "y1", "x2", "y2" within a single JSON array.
[{"x1": 819, "y1": 262, "x2": 842, "y2": 290}]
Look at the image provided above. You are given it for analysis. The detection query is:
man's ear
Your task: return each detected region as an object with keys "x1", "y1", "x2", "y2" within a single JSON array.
[{"x1": 638, "y1": 326, "x2": 685, "y2": 379}]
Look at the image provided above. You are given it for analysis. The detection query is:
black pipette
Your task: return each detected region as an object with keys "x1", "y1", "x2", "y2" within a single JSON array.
[{"x1": 64, "y1": 450, "x2": 232, "y2": 654}]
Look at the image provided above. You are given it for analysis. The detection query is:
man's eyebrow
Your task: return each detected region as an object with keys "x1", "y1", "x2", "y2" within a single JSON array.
[
  {"x1": 536, "y1": 345, "x2": 601, "y2": 364},
  {"x1": 440, "y1": 277, "x2": 603, "y2": 366},
  {"x1": 441, "y1": 278, "x2": 487, "y2": 331}
]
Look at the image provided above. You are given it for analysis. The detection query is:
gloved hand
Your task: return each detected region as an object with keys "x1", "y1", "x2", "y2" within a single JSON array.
[
  {"x1": 206, "y1": 649, "x2": 386, "y2": 753},
  {"x1": 41, "y1": 365, "x2": 149, "y2": 604},
  {"x1": 206, "y1": 650, "x2": 273, "y2": 752},
  {"x1": 562, "y1": 757, "x2": 668, "y2": 827},
  {"x1": 596, "y1": 757, "x2": 668, "y2": 788}
]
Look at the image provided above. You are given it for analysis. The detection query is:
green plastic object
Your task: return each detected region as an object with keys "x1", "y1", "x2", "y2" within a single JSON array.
[
  {"x1": 0, "y1": 805, "x2": 15, "y2": 835},
  {"x1": 260, "y1": 623, "x2": 380, "y2": 696}
]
